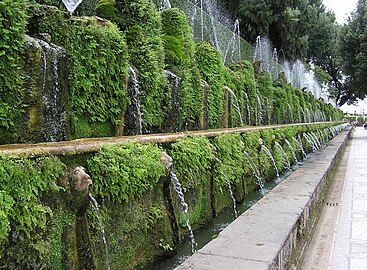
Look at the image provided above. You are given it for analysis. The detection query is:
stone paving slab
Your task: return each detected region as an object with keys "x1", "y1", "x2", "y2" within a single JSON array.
[
  {"x1": 176, "y1": 252, "x2": 269, "y2": 270},
  {"x1": 330, "y1": 127, "x2": 367, "y2": 270},
  {"x1": 176, "y1": 128, "x2": 351, "y2": 270}
]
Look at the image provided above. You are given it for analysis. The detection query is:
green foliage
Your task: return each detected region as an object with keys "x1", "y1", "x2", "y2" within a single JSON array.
[
  {"x1": 0, "y1": 191, "x2": 13, "y2": 246},
  {"x1": 87, "y1": 143, "x2": 165, "y2": 203},
  {"x1": 338, "y1": 0, "x2": 367, "y2": 105},
  {"x1": 195, "y1": 42, "x2": 226, "y2": 128},
  {"x1": 106, "y1": 0, "x2": 167, "y2": 132},
  {"x1": 30, "y1": 6, "x2": 128, "y2": 134},
  {"x1": 169, "y1": 135, "x2": 213, "y2": 190},
  {"x1": 229, "y1": 61, "x2": 257, "y2": 125},
  {"x1": 161, "y1": 8, "x2": 202, "y2": 130},
  {"x1": 0, "y1": 155, "x2": 66, "y2": 269},
  {"x1": 213, "y1": 133, "x2": 244, "y2": 187},
  {"x1": 0, "y1": 0, "x2": 27, "y2": 135}
]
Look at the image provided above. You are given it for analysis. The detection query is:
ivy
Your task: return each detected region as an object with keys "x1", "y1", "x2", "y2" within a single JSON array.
[{"x1": 87, "y1": 143, "x2": 166, "y2": 203}]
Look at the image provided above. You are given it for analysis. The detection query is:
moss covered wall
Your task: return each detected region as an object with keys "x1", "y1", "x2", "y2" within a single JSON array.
[
  {"x1": 0, "y1": 2, "x2": 344, "y2": 144},
  {"x1": 0, "y1": 122, "x2": 346, "y2": 269}
]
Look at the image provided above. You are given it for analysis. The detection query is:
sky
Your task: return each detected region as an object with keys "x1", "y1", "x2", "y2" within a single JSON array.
[{"x1": 322, "y1": 0, "x2": 367, "y2": 115}]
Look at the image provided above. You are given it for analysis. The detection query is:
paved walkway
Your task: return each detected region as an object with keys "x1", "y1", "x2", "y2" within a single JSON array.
[
  {"x1": 302, "y1": 127, "x2": 367, "y2": 270},
  {"x1": 330, "y1": 127, "x2": 367, "y2": 269}
]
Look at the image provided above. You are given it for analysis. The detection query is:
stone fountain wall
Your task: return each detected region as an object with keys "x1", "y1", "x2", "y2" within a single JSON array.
[{"x1": 0, "y1": 122, "x2": 346, "y2": 269}]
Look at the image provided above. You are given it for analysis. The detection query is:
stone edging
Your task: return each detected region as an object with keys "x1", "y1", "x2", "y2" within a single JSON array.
[{"x1": 175, "y1": 127, "x2": 352, "y2": 270}]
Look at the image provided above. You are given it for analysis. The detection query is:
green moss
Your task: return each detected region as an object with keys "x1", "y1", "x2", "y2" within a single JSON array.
[
  {"x1": 0, "y1": 191, "x2": 13, "y2": 246},
  {"x1": 213, "y1": 133, "x2": 244, "y2": 198},
  {"x1": 169, "y1": 135, "x2": 214, "y2": 226},
  {"x1": 161, "y1": 8, "x2": 202, "y2": 130},
  {"x1": 229, "y1": 61, "x2": 257, "y2": 125},
  {"x1": 49, "y1": 209, "x2": 75, "y2": 270},
  {"x1": 101, "y1": 0, "x2": 167, "y2": 132},
  {"x1": 71, "y1": 113, "x2": 115, "y2": 139},
  {"x1": 0, "y1": 155, "x2": 66, "y2": 269},
  {"x1": 87, "y1": 182, "x2": 173, "y2": 270},
  {"x1": 0, "y1": 0, "x2": 28, "y2": 143},
  {"x1": 195, "y1": 42, "x2": 226, "y2": 128},
  {"x1": 87, "y1": 142, "x2": 165, "y2": 203},
  {"x1": 28, "y1": 5, "x2": 128, "y2": 137}
]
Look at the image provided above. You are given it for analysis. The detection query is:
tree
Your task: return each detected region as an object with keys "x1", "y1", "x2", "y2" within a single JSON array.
[{"x1": 338, "y1": 0, "x2": 367, "y2": 106}]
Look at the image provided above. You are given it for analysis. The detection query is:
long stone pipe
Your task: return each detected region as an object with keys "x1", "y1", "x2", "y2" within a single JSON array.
[{"x1": 0, "y1": 122, "x2": 341, "y2": 157}]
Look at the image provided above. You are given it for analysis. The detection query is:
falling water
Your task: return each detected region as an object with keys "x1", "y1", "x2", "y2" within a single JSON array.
[
  {"x1": 260, "y1": 145, "x2": 279, "y2": 177},
  {"x1": 284, "y1": 139, "x2": 300, "y2": 164},
  {"x1": 257, "y1": 95, "x2": 263, "y2": 126},
  {"x1": 223, "y1": 19, "x2": 241, "y2": 64},
  {"x1": 310, "y1": 132, "x2": 322, "y2": 149},
  {"x1": 292, "y1": 136, "x2": 307, "y2": 158},
  {"x1": 89, "y1": 193, "x2": 110, "y2": 270},
  {"x1": 225, "y1": 87, "x2": 243, "y2": 126},
  {"x1": 303, "y1": 133, "x2": 318, "y2": 152},
  {"x1": 287, "y1": 104, "x2": 294, "y2": 124},
  {"x1": 274, "y1": 142, "x2": 291, "y2": 171},
  {"x1": 323, "y1": 128, "x2": 330, "y2": 142},
  {"x1": 243, "y1": 150, "x2": 264, "y2": 189},
  {"x1": 299, "y1": 107, "x2": 305, "y2": 123},
  {"x1": 125, "y1": 66, "x2": 142, "y2": 135},
  {"x1": 271, "y1": 48, "x2": 279, "y2": 80},
  {"x1": 164, "y1": 70, "x2": 181, "y2": 132},
  {"x1": 306, "y1": 108, "x2": 311, "y2": 123},
  {"x1": 215, "y1": 158, "x2": 238, "y2": 217},
  {"x1": 159, "y1": 0, "x2": 171, "y2": 10},
  {"x1": 28, "y1": 36, "x2": 69, "y2": 143},
  {"x1": 62, "y1": 0, "x2": 83, "y2": 13},
  {"x1": 169, "y1": 170, "x2": 197, "y2": 254},
  {"x1": 243, "y1": 92, "x2": 251, "y2": 125},
  {"x1": 264, "y1": 97, "x2": 271, "y2": 125}
]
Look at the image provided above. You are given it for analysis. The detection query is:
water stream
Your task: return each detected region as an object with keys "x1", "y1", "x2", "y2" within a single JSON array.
[
  {"x1": 89, "y1": 193, "x2": 110, "y2": 270},
  {"x1": 169, "y1": 170, "x2": 197, "y2": 254},
  {"x1": 274, "y1": 142, "x2": 291, "y2": 172},
  {"x1": 243, "y1": 150, "x2": 263, "y2": 189},
  {"x1": 62, "y1": 0, "x2": 83, "y2": 13},
  {"x1": 292, "y1": 136, "x2": 307, "y2": 158},
  {"x1": 284, "y1": 139, "x2": 300, "y2": 164},
  {"x1": 225, "y1": 87, "x2": 243, "y2": 127},
  {"x1": 164, "y1": 70, "x2": 181, "y2": 132},
  {"x1": 215, "y1": 157, "x2": 238, "y2": 217},
  {"x1": 260, "y1": 145, "x2": 279, "y2": 177},
  {"x1": 243, "y1": 92, "x2": 250, "y2": 125},
  {"x1": 148, "y1": 168, "x2": 295, "y2": 270},
  {"x1": 125, "y1": 66, "x2": 142, "y2": 135}
]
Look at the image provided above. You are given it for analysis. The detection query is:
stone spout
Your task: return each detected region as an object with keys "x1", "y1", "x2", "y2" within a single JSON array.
[
  {"x1": 69, "y1": 166, "x2": 93, "y2": 193},
  {"x1": 161, "y1": 151, "x2": 173, "y2": 171}
]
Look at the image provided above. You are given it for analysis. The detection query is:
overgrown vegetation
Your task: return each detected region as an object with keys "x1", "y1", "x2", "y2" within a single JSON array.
[
  {"x1": 161, "y1": 8, "x2": 202, "y2": 130},
  {"x1": 0, "y1": 0, "x2": 28, "y2": 143},
  {"x1": 28, "y1": 5, "x2": 129, "y2": 138},
  {"x1": 87, "y1": 142, "x2": 165, "y2": 203},
  {"x1": 0, "y1": 155, "x2": 66, "y2": 269}
]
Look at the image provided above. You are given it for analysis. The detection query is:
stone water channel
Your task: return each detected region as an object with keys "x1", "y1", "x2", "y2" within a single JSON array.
[{"x1": 147, "y1": 170, "x2": 294, "y2": 269}]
